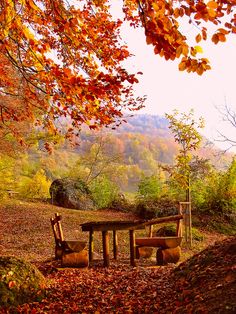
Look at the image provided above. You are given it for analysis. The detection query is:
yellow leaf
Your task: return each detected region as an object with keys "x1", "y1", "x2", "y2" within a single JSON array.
[
  {"x1": 208, "y1": 8, "x2": 216, "y2": 18},
  {"x1": 194, "y1": 45, "x2": 204, "y2": 53},
  {"x1": 22, "y1": 25, "x2": 35, "y2": 40}
]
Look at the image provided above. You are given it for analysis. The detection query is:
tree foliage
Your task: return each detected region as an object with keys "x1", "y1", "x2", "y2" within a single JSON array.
[
  {"x1": 0, "y1": 0, "x2": 145, "y2": 143},
  {"x1": 124, "y1": 0, "x2": 236, "y2": 74},
  {"x1": 0, "y1": 0, "x2": 236, "y2": 145},
  {"x1": 165, "y1": 109, "x2": 204, "y2": 190}
]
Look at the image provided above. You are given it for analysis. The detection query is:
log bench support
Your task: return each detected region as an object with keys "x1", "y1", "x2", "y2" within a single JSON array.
[
  {"x1": 130, "y1": 214, "x2": 184, "y2": 266},
  {"x1": 135, "y1": 236, "x2": 182, "y2": 265},
  {"x1": 50, "y1": 213, "x2": 88, "y2": 268}
]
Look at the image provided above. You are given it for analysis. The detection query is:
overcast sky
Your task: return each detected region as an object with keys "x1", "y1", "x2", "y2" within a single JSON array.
[{"x1": 114, "y1": 5, "x2": 236, "y2": 153}]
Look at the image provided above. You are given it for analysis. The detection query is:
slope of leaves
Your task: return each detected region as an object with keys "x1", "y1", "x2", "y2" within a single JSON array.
[
  {"x1": 0, "y1": 200, "x2": 235, "y2": 313},
  {"x1": 1, "y1": 237, "x2": 235, "y2": 313}
]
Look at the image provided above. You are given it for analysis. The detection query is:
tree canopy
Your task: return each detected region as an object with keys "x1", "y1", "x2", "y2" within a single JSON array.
[{"x1": 1, "y1": 0, "x2": 236, "y2": 144}]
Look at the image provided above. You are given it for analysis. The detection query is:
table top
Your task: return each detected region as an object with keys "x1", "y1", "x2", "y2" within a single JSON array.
[{"x1": 80, "y1": 220, "x2": 145, "y2": 232}]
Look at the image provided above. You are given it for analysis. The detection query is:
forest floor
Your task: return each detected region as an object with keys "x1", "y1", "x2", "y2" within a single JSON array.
[{"x1": 0, "y1": 200, "x2": 235, "y2": 313}]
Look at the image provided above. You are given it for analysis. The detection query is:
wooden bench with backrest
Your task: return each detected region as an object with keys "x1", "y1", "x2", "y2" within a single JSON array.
[
  {"x1": 134, "y1": 214, "x2": 183, "y2": 265},
  {"x1": 50, "y1": 213, "x2": 88, "y2": 267}
]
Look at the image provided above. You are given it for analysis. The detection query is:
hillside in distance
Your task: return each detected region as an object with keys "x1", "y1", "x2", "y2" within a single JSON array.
[{"x1": 78, "y1": 114, "x2": 232, "y2": 170}]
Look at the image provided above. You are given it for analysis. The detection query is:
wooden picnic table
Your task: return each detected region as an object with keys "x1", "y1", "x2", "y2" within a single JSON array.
[
  {"x1": 80, "y1": 214, "x2": 183, "y2": 267},
  {"x1": 80, "y1": 220, "x2": 144, "y2": 267}
]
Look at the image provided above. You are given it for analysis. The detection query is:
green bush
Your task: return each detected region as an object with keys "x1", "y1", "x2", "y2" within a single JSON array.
[
  {"x1": 137, "y1": 175, "x2": 164, "y2": 200},
  {"x1": 0, "y1": 256, "x2": 45, "y2": 307},
  {"x1": 89, "y1": 176, "x2": 119, "y2": 209}
]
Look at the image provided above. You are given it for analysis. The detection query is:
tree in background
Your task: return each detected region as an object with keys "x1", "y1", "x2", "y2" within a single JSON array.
[
  {"x1": 216, "y1": 104, "x2": 236, "y2": 152},
  {"x1": 165, "y1": 110, "x2": 204, "y2": 202},
  {"x1": 89, "y1": 176, "x2": 119, "y2": 209},
  {"x1": 18, "y1": 169, "x2": 51, "y2": 199}
]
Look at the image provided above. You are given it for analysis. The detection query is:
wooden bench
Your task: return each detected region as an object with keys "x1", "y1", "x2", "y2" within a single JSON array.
[
  {"x1": 132, "y1": 214, "x2": 183, "y2": 265},
  {"x1": 50, "y1": 213, "x2": 88, "y2": 267}
]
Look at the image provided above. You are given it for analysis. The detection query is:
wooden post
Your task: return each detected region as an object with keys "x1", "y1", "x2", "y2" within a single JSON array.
[
  {"x1": 102, "y1": 231, "x2": 110, "y2": 267},
  {"x1": 179, "y1": 202, "x2": 192, "y2": 247},
  {"x1": 89, "y1": 230, "x2": 94, "y2": 263},
  {"x1": 148, "y1": 225, "x2": 153, "y2": 237},
  {"x1": 189, "y1": 202, "x2": 192, "y2": 247},
  {"x1": 129, "y1": 230, "x2": 136, "y2": 267},
  {"x1": 113, "y1": 230, "x2": 118, "y2": 260}
]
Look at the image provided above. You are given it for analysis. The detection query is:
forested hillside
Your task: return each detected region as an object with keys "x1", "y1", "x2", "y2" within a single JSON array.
[
  {"x1": 0, "y1": 114, "x2": 233, "y2": 200},
  {"x1": 77, "y1": 113, "x2": 232, "y2": 170}
]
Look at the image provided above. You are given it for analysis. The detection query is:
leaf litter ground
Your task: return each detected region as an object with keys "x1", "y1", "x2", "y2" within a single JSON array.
[{"x1": 0, "y1": 201, "x2": 235, "y2": 313}]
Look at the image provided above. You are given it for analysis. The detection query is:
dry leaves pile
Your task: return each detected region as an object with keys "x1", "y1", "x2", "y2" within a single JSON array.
[{"x1": 1, "y1": 237, "x2": 235, "y2": 314}]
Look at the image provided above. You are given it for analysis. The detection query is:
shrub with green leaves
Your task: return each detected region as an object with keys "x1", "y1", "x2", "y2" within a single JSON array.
[
  {"x1": 89, "y1": 176, "x2": 119, "y2": 209},
  {"x1": 137, "y1": 175, "x2": 164, "y2": 200},
  {"x1": 194, "y1": 158, "x2": 236, "y2": 215}
]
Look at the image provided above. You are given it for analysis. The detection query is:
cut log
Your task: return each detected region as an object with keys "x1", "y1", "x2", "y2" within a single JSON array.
[
  {"x1": 136, "y1": 247, "x2": 153, "y2": 259},
  {"x1": 135, "y1": 236, "x2": 182, "y2": 249},
  {"x1": 156, "y1": 246, "x2": 181, "y2": 265},
  {"x1": 61, "y1": 249, "x2": 89, "y2": 267}
]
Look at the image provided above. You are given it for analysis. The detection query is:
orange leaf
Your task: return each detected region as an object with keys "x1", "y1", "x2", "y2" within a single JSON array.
[
  {"x1": 173, "y1": 8, "x2": 179, "y2": 18},
  {"x1": 8, "y1": 281, "x2": 16, "y2": 289},
  {"x1": 218, "y1": 33, "x2": 226, "y2": 42},
  {"x1": 195, "y1": 34, "x2": 202, "y2": 43},
  {"x1": 178, "y1": 61, "x2": 187, "y2": 71},
  {"x1": 176, "y1": 46, "x2": 182, "y2": 58},
  {"x1": 212, "y1": 33, "x2": 219, "y2": 44},
  {"x1": 207, "y1": 1, "x2": 218, "y2": 9},
  {"x1": 202, "y1": 29, "x2": 207, "y2": 40},
  {"x1": 146, "y1": 36, "x2": 152, "y2": 45},
  {"x1": 218, "y1": 28, "x2": 229, "y2": 35}
]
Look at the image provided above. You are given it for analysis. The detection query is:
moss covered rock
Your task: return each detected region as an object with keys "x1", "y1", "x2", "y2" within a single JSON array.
[
  {"x1": 50, "y1": 178, "x2": 95, "y2": 210},
  {"x1": 0, "y1": 256, "x2": 46, "y2": 307}
]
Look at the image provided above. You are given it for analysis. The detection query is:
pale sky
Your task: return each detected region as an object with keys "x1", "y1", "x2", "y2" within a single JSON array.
[{"x1": 113, "y1": 5, "x2": 236, "y2": 153}]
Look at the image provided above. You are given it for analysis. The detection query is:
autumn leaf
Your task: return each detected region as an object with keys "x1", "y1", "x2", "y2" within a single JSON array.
[{"x1": 8, "y1": 281, "x2": 16, "y2": 289}]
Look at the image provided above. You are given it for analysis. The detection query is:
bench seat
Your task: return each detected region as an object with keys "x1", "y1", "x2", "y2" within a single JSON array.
[{"x1": 135, "y1": 236, "x2": 182, "y2": 249}]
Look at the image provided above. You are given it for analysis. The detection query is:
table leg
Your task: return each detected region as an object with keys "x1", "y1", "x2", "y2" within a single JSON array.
[
  {"x1": 129, "y1": 230, "x2": 136, "y2": 267},
  {"x1": 113, "y1": 230, "x2": 118, "y2": 260},
  {"x1": 102, "y1": 230, "x2": 110, "y2": 267},
  {"x1": 89, "y1": 230, "x2": 94, "y2": 263}
]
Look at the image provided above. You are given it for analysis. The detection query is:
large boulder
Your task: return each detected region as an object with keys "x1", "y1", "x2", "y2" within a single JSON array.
[
  {"x1": 50, "y1": 178, "x2": 95, "y2": 210},
  {"x1": 0, "y1": 256, "x2": 46, "y2": 307}
]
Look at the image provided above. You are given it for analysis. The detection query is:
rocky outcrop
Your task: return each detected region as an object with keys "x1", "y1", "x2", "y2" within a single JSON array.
[{"x1": 50, "y1": 178, "x2": 95, "y2": 210}]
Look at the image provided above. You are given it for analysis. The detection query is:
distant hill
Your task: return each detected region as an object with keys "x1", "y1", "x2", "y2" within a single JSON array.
[{"x1": 78, "y1": 114, "x2": 233, "y2": 169}]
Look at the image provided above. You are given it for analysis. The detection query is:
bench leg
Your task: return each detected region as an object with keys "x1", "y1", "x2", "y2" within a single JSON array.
[
  {"x1": 129, "y1": 230, "x2": 136, "y2": 267},
  {"x1": 102, "y1": 231, "x2": 110, "y2": 267},
  {"x1": 89, "y1": 230, "x2": 94, "y2": 263},
  {"x1": 113, "y1": 230, "x2": 118, "y2": 260}
]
